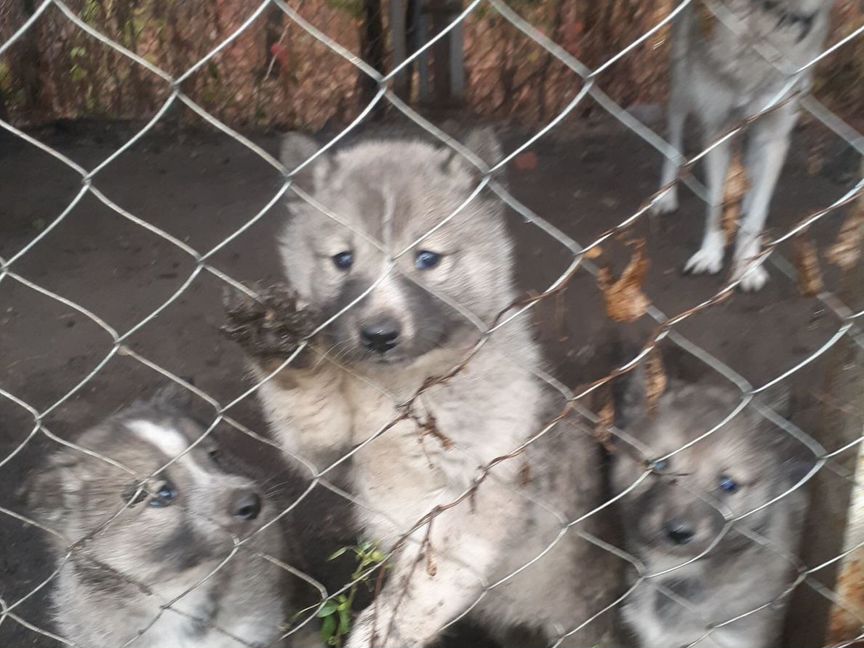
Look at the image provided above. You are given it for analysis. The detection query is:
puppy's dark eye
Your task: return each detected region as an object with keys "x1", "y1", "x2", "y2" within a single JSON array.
[
  {"x1": 149, "y1": 481, "x2": 178, "y2": 508},
  {"x1": 415, "y1": 250, "x2": 442, "y2": 270},
  {"x1": 718, "y1": 475, "x2": 738, "y2": 494},
  {"x1": 332, "y1": 251, "x2": 353, "y2": 271},
  {"x1": 122, "y1": 483, "x2": 148, "y2": 507},
  {"x1": 652, "y1": 458, "x2": 670, "y2": 473}
]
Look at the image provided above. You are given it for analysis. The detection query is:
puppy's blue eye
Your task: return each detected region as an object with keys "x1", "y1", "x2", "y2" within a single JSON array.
[
  {"x1": 719, "y1": 475, "x2": 738, "y2": 494},
  {"x1": 149, "y1": 482, "x2": 178, "y2": 508},
  {"x1": 332, "y1": 251, "x2": 353, "y2": 271},
  {"x1": 652, "y1": 458, "x2": 670, "y2": 473},
  {"x1": 415, "y1": 250, "x2": 442, "y2": 270}
]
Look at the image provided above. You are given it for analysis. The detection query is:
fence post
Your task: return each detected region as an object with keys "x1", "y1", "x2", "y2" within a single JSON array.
[
  {"x1": 417, "y1": 3, "x2": 431, "y2": 102},
  {"x1": 423, "y1": 0, "x2": 464, "y2": 108},
  {"x1": 449, "y1": 17, "x2": 464, "y2": 102},
  {"x1": 390, "y1": 0, "x2": 409, "y2": 100},
  {"x1": 358, "y1": 0, "x2": 386, "y2": 118}
]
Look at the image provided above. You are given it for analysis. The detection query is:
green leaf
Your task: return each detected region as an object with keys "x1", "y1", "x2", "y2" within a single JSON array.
[
  {"x1": 328, "y1": 547, "x2": 350, "y2": 561},
  {"x1": 317, "y1": 600, "x2": 339, "y2": 618},
  {"x1": 321, "y1": 614, "x2": 337, "y2": 642}
]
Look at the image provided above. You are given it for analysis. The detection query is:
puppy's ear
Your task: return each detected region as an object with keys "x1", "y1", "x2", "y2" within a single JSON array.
[
  {"x1": 464, "y1": 127, "x2": 503, "y2": 166},
  {"x1": 19, "y1": 452, "x2": 81, "y2": 530},
  {"x1": 149, "y1": 382, "x2": 193, "y2": 411},
  {"x1": 443, "y1": 127, "x2": 504, "y2": 181},
  {"x1": 758, "y1": 385, "x2": 794, "y2": 420},
  {"x1": 280, "y1": 132, "x2": 335, "y2": 196}
]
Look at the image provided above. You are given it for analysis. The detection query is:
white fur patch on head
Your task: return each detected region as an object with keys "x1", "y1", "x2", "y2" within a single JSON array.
[
  {"x1": 127, "y1": 419, "x2": 214, "y2": 483},
  {"x1": 127, "y1": 419, "x2": 189, "y2": 458}
]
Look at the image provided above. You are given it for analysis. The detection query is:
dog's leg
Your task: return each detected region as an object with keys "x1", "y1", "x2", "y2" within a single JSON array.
[
  {"x1": 221, "y1": 286, "x2": 354, "y2": 467},
  {"x1": 345, "y1": 484, "x2": 518, "y2": 648},
  {"x1": 653, "y1": 93, "x2": 687, "y2": 215},
  {"x1": 256, "y1": 364, "x2": 353, "y2": 468},
  {"x1": 732, "y1": 103, "x2": 798, "y2": 292},
  {"x1": 683, "y1": 130, "x2": 731, "y2": 275}
]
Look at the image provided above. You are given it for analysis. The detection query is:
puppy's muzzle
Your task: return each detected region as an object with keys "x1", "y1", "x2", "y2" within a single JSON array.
[
  {"x1": 664, "y1": 518, "x2": 695, "y2": 545},
  {"x1": 360, "y1": 317, "x2": 401, "y2": 354}
]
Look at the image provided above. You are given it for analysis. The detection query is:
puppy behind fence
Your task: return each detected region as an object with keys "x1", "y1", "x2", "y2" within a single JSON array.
[{"x1": 0, "y1": 1, "x2": 862, "y2": 648}]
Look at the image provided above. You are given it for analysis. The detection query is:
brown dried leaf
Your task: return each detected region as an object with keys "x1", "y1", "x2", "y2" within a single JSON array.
[
  {"x1": 793, "y1": 234, "x2": 825, "y2": 297},
  {"x1": 597, "y1": 240, "x2": 651, "y2": 323},
  {"x1": 722, "y1": 152, "x2": 748, "y2": 246},
  {"x1": 696, "y1": 2, "x2": 717, "y2": 38},
  {"x1": 826, "y1": 197, "x2": 864, "y2": 272},
  {"x1": 646, "y1": 350, "x2": 668, "y2": 414},
  {"x1": 648, "y1": 22, "x2": 672, "y2": 51},
  {"x1": 594, "y1": 397, "x2": 616, "y2": 453},
  {"x1": 807, "y1": 139, "x2": 825, "y2": 176},
  {"x1": 584, "y1": 245, "x2": 604, "y2": 260},
  {"x1": 513, "y1": 151, "x2": 539, "y2": 172}
]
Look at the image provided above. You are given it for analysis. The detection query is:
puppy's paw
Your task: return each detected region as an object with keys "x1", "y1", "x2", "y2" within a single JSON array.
[
  {"x1": 683, "y1": 241, "x2": 724, "y2": 275},
  {"x1": 344, "y1": 606, "x2": 418, "y2": 648},
  {"x1": 733, "y1": 262, "x2": 769, "y2": 292},
  {"x1": 221, "y1": 284, "x2": 320, "y2": 368},
  {"x1": 651, "y1": 187, "x2": 679, "y2": 215}
]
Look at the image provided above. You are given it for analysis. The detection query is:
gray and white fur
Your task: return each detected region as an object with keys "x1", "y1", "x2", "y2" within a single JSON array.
[
  {"x1": 25, "y1": 387, "x2": 287, "y2": 648},
  {"x1": 612, "y1": 373, "x2": 809, "y2": 648},
  {"x1": 250, "y1": 130, "x2": 618, "y2": 647},
  {"x1": 654, "y1": 0, "x2": 834, "y2": 290}
]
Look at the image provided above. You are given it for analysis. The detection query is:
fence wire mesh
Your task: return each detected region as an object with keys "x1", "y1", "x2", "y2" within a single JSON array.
[{"x1": 1, "y1": 1, "x2": 863, "y2": 647}]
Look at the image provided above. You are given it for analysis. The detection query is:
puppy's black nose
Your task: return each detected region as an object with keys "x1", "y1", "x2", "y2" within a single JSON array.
[
  {"x1": 361, "y1": 319, "x2": 401, "y2": 353},
  {"x1": 231, "y1": 490, "x2": 261, "y2": 521},
  {"x1": 664, "y1": 520, "x2": 695, "y2": 545}
]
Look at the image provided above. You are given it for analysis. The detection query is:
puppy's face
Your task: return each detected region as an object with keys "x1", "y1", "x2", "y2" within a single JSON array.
[
  {"x1": 278, "y1": 130, "x2": 517, "y2": 366},
  {"x1": 612, "y1": 381, "x2": 805, "y2": 562},
  {"x1": 27, "y1": 397, "x2": 268, "y2": 585}
]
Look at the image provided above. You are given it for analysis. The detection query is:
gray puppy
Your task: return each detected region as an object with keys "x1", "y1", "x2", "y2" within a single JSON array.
[
  {"x1": 654, "y1": 0, "x2": 834, "y2": 291},
  {"x1": 225, "y1": 130, "x2": 618, "y2": 647},
  {"x1": 612, "y1": 373, "x2": 809, "y2": 648},
  {"x1": 25, "y1": 387, "x2": 288, "y2": 648}
]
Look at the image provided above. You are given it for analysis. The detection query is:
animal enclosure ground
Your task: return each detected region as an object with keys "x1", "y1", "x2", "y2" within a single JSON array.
[{"x1": 0, "y1": 115, "x2": 860, "y2": 647}]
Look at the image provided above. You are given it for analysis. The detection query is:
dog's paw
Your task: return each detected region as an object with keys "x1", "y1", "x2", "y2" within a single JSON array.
[
  {"x1": 220, "y1": 284, "x2": 320, "y2": 367},
  {"x1": 683, "y1": 243, "x2": 723, "y2": 275},
  {"x1": 733, "y1": 262, "x2": 769, "y2": 292},
  {"x1": 651, "y1": 187, "x2": 679, "y2": 215}
]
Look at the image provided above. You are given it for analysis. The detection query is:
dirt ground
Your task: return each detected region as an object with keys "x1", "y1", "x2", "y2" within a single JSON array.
[{"x1": 1, "y1": 113, "x2": 861, "y2": 647}]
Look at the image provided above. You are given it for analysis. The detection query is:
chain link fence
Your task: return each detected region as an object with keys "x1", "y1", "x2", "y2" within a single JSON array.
[{"x1": 1, "y1": 0, "x2": 864, "y2": 647}]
